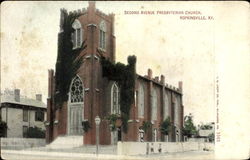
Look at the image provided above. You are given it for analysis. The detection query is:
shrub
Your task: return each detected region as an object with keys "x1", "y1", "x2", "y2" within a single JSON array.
[{"x1": 26, "y1": 126, "x2": 45, "y2": 138}]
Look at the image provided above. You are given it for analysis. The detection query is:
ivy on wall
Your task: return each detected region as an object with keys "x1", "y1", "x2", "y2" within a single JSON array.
[
  {"x1": 101, "y1": 56, "x2": 136, "y2": 133},
  {"x1": 141, "y1": 121, "x2": 152, "y2": 133},
  {"x1": 105, "y1": 114, "x2": 119, "y2": 131},
  {"x1": 55, "y1": 9, "x2": 86, "y2": 108},
  {"x1": 82, "y1": 120, "x2": 91, "y2": 133},
  {"x1": 160, "y1": 116, "x2": 172, "y2": 135}
]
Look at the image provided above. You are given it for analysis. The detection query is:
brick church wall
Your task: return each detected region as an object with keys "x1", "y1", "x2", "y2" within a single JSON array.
[{"x1": 46, "y1": 2, "x2": 184, "y2": 145}]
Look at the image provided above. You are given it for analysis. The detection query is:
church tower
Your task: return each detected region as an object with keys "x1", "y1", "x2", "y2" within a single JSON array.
[
  {"x1": 46, "y1": 2, "x2": 116, "y2": 145},
  {"x1": 46, "y1": 2, "x2": 184, "y2": 147}
]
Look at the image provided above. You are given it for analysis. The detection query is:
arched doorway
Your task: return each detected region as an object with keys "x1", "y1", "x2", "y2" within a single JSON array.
[{"x1": 68, "y1": 75, "x2": 84, "y2": 135}]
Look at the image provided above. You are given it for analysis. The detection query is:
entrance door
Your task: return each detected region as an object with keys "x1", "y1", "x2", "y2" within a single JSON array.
[
  {"x1": 69, "y1": 104, "x2": 82, "y2": 135},
  {"x1": 68, "y1": 76, "x2": 84, "y2": 135}
]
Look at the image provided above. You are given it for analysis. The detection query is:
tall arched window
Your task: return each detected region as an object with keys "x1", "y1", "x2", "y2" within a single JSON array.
[
  {"x1": 138, "y1": 84, "x2": 145, "y2": 118},
  {"x1": 164, "y1": 92, "x2": 169, "y2": 120},
  {"x1": 68, "y1": 75, "x2": 83, "y2": 135},
  {"x1": 174, "y1": 96, "x2": 180, "y2": 142},
  {"x1": 70, "y1": 76, "x2": 83, "y2": 103},
  {"x1": 174, "y1": 96, "x2": 179, "y2": 127},
  {"x1": 99, "y1": 21, "x2": 106, "y2": 50},
  {"x1": 151, "y1": 89, "x2": 157, "y2": 121},
  {"x1": 111, "y1": 83, "x2": 120, "y2": 114},
  {"x1": 72, "y1": 19, "x2": 83, "y2": 49}
]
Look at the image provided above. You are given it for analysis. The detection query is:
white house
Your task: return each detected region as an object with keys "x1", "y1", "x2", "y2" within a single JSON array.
[{"x1": 0, "y1": 89, "x2": 46, "y2": 138}]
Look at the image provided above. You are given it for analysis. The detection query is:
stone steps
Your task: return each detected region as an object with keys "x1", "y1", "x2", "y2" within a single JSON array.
[{"x1": 46, "y1": 135, "x2": 83, "y2": 149}]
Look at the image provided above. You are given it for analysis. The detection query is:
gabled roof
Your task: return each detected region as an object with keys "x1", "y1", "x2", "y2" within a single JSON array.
[{"x1": 0, "y1": 93, "x2": 46, "y2": 109}]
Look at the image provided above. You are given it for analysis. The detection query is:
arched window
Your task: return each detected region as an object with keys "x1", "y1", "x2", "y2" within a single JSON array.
[
  {"x1": 111, "y1": 83, "x2": 120, "y2": 114},
  {"x1": 68, "y1": 75, "x2": 83, "y2": 135},
  {"x1": 174, "y1": 96, "x2": 179, "y2": 127},
  {"x1": 72, "y1": 19, "x2": 83, "y2": 49},
  {"x1": 151, "y1": 89, "x2": 157, "y2": 121},
  {"x1": 174, "y1": 96, "x2": 180, "y2": 142},
  {"x1": 138, "y1": 84, "x2": 145, "y2": 118},
  {"x1": 70, "y1": 76, "x2": 83, "y2": 103},
  {"x1": 99, "y1": 21, "x2": 106, "y2": 50},
  {"x1": 164, "y1": 92, "x2": 169, "y2": 120}
]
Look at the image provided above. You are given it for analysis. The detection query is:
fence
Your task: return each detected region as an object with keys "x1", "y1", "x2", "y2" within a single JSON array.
[
  {"x1": 117, "y1": 141, "x2": 214, "y2": 155},
  {"x1": 0, "y1": 138, "x2": 46, "y2": 150}
]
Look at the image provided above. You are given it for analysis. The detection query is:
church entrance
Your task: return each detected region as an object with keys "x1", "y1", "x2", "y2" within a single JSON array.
[
  {"x1": 68, "y1": 76, "x2": 84, "y2": 135},
  {"x1": 69, "y1": 104, "x2": 82, "y2": 135}
]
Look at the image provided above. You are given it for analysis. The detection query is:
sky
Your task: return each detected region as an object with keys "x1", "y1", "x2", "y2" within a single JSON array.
[
  {"x1": 1, "y1": 1, "x2": 250, "y2": 158},
  {"x1": 0, "y1": 1, "x2": 240, "y2": 125}
]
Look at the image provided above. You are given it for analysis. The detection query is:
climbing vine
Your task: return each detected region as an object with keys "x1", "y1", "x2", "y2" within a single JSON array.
[
  {"x1": 160, "y1": 116, "x2": 172, "y2": 135},
  {"x1": 54, "y1": 9, "x2": 86, "y2": 108},
  {"x1": 141, "y1": 121, "x2": 152, "y2": 133},
  {"x1": 82, "y1": 120, "x2": 91, "y2": 133},
  {"x1": 101, "y1": 56, "x2": 136, "y2": 133},
  {"x1": 105, "y1": 114, "x2": 119, "y2": 131}
]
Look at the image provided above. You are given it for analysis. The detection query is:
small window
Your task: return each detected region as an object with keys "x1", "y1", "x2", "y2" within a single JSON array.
[
  {"x1": 99, "y1": 21, "x2": 106, "y2": 50},
  {"x1": 23, "y1": 109, "x2": 28, "y2": 122},
  {"x1": 72, "y1": 19, "x2": 83, "y2": 49},
  {"x1": 35, "y1": 110, "x2": 44, "y2": 121},
  {"x1": 23, "y1": 126, "x2": 28, "y2": 138}
]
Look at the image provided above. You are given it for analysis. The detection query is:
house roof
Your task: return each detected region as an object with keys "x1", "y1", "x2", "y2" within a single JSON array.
[
  {"x1": 198, "y1": 129, "x2": 214, "y2": 137},
  {"x1": 0, "y1": 93, "x2": 46, "y2": 109}
]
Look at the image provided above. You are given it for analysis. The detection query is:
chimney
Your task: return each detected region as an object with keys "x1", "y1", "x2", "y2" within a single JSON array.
[
  {"x1": 155, "y1": 76, "x2": 159, "y2": 82},
  {"x1": 14, "y1": 89, "x2": 20, "y2": 102},
  {"x1": 148, "y1": 69, "x2": 152, "y2": 79},
  {"x1": 160, "y1": 75, "x2": 165, "y2": 84},
  {"x1": 178, "y1": 81, "x2": 183, "y2": 92},
  {"x1": 36, "y1": 94, "x2": 42, "y2": 101}
]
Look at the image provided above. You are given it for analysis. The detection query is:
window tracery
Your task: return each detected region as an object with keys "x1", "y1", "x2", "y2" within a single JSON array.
[{"x1": 70, "y1": 76, "x2": 83, "y2": 103}]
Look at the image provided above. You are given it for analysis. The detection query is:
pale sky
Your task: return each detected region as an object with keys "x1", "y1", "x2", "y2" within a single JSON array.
[
  {"x1": 2, "y1": 1, "x2": 250, "y2": 158},
  {"x1": 1, "y1": 1, "x2": 247, "y2": 125}
]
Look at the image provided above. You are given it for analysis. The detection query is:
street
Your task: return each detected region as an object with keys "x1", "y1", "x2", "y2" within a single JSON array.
[{"x1": 1, "y1": 149, "x2": 214, "y2": 160}]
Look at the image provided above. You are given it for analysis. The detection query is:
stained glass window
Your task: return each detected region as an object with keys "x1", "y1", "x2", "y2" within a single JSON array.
[{"x1": 70, "y1": 76, "x2": 83, "y2": 103}]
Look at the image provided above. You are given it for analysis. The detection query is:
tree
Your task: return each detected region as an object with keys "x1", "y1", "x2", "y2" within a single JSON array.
[
  {"x1": 160, "y1": 116, "x2": 172, "y2": 135},
  {"x1": 182, "y1": 114, "x2": 198, "y2": 138}
]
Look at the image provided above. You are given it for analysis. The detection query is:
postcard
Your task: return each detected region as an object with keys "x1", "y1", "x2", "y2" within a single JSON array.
[{"x1": 1, "y1": 1, "x2": 249, "y2": 160}]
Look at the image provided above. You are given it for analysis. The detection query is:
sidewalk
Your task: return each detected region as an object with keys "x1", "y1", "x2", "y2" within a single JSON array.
[
  {"x1": 1, "y1": 148, "x2": 214, "y2": 160},
  {"x1": 26, "y1": 145, "x2": 117, "y2": 155}
]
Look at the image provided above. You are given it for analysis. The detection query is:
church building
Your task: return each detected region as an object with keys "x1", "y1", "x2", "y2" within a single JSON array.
[{"x1": 46, "y1": 2, "x2": 184, "y2": 146}]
